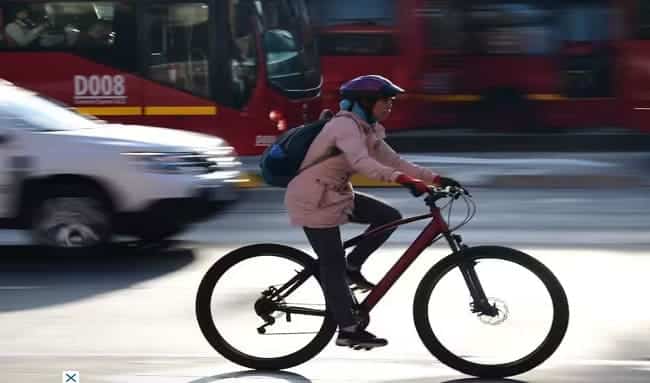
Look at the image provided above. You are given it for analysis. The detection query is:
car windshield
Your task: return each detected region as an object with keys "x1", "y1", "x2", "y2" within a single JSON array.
[{"x1": 0, "y1": 88, "x2": 100, "y2": 131}]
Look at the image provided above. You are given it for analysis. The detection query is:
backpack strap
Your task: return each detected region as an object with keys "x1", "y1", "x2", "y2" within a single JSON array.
[{"x1": 297, "y1": 114, "x2": 360, "y2": 175}]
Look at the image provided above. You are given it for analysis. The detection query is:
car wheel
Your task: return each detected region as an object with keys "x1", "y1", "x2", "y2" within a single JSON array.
[{"x1": 32, "y1": 189, "x2": 111, "y2": 249}]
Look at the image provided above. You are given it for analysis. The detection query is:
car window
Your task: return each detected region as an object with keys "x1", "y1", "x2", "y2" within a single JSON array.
[{"x1": 0, "y1": 88, "x2": 98, "y2": 131}]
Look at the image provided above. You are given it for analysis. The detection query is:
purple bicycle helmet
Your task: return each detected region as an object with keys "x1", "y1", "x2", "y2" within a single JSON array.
[{"x1": 339, "y1": 75, "x2": 405, "y2": 99}]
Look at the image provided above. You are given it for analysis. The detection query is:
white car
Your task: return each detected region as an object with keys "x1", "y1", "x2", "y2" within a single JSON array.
[{"x1": 0, "y1": 81, "x2": 242, "y2": 249}]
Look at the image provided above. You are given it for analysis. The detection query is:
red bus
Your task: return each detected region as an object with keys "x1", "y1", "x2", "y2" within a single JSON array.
[
  {"x1": 311, "y1": 0, "x2": 650, "y2": 134},
  {"x1": 0, "y1": 0, "x2": 322, "y2": 155}
]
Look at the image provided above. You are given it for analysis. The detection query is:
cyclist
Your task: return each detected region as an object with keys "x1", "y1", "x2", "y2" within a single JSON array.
[{"x1": 284, "y1": 75, "x2": 461, "y2": 349}]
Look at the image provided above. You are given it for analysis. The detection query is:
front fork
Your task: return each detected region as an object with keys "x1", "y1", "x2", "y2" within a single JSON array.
[{"x1": 444, "y1": 232, "x2": 499, "y2": 317}]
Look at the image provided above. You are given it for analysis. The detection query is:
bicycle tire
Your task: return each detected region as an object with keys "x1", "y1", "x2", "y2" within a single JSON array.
[
  {"x1": 413, "y1": 245, "x2": 569, "y2": 378},
  {"x1": 196, "y1": 243, "x2": 337, "y2": 370}
]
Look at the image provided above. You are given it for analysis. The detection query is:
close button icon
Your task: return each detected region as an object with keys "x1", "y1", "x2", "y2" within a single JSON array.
[{"x1": 63, "y1": 370, "x2": 79, "y2": 383}]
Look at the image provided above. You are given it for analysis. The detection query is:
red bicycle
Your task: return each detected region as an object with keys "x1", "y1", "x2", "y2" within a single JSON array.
[{"x1": 196, "y1": 186, "x2": 569, "y2": 378}]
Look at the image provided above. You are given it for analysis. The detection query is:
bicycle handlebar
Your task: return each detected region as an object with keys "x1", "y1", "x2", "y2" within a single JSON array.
[
  {"x1": 423, "y1": 185, "x2": 476, "y2": 231},
  {"x1": 425, "y1": 185, "x2": 471, "y2": 200}
]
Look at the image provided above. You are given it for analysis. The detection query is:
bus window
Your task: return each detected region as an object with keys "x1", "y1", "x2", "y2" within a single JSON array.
[
  {"x1": 559, "y1": 2, "x2": 618, "y2": 42},
  {"x1": 307, "y1": 0, "x2": 395, "y2": 26},
  {"x1": 640, "y1": 0, "x2": 650, "y2": 39},
  {"x1": 419, "y1": 0, "x2": 463, "y2": 52},
  {"x1": 258, "y1": 0, "x2": 321, "y2": 99},
  {"x1": 307, "y1": 0, "x2": 397, "y2": 55},
  {"x1": 558, "y1": 1, "x2": 617, "y2": 98},
  {"x1": 146, "y1": 3, "x2": 211, "y2": 98},
  {"x1": 465, "y1": 1, "x2": 556, "y2": 55},
  {"x1": 0, "y1": 2, "x2": 136, "y2": 71},
  {"x1": 318, "y1": 31, "x2": 398, "y2": 56},
  {"x1": 0, "y1": 8, "x2": 5, "y2": 48},
  {"x1": 1, "y1": 3, "x2": 60, "y2": 49},
  {"x1": 228, "y1": 0, "x2": 258, "y2": 108}
]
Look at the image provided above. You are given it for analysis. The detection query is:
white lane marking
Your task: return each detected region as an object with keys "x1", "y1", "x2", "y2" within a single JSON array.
[{"x1": 0, "y1": 286, "x2": 47, "y2": 290}]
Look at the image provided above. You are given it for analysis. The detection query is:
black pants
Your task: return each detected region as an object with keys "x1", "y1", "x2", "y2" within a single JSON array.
[{"x1": 303, "y1": 192, "x2": 402, "y2": 328}]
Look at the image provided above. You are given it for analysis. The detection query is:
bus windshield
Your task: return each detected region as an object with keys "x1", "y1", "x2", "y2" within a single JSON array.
[{"x1": 257, "y1": 0, "x2": 321, "y2": 99}]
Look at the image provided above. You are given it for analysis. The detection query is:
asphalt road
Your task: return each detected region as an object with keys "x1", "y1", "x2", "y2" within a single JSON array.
[
  {"x1": 184, "y1": 187, "x2": 650, "y2": 249},
  {"x1": 0, "y1": 187, "x2": 648, "y2": 383}
]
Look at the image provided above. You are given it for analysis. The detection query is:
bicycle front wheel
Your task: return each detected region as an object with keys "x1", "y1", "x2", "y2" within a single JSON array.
[
  {"x1": 413, "y1": 246, "x2": 569, "y2": 378},
  {"x1": 196, "y1": 244, "x2": 337, "y2": 370}
]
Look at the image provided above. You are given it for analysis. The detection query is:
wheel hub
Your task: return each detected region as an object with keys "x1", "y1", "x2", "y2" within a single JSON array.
[
  {"x1": 35, "y1": 197, "x2": 107, "y2": 248},
  {"x1": 55, "y1": 223, "x2": 100, "y2": 247},
  {"x1": 254, "y1": 296, "x2": 277, "y2": 318},
  {"x1": 477, "y1": 298, "x2": 509, "y2": 325}
]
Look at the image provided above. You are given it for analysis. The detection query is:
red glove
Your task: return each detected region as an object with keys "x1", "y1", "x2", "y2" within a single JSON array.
[{"x1": 396, "y1": 174, "x2": 429, "y2": 197}]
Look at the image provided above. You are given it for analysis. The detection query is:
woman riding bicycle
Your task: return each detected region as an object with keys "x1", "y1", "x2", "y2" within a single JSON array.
[{"x1": 284, "y1": 75, "x2": 461, "y2": 349}]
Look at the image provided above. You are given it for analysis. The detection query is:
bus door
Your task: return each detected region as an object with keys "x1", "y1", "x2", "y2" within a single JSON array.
[
  {"x1": 450, "y1": 1, "x2": 562, "y2": 131},
  {"x1": 140, "y1": 1, "x2": 223, "y2": 136},
  {"x1": 556, "y1": 0, "x2": 620, "y2": 127},
  {"x1": 619, "y1": 0, "x2": 650, "y2": 132},
  {"x1": 411, "y1": 0, "x2": 464, "y2": 129},
  {"x1": 140, "y1": 0, "x2": 322, "y2": 154}
]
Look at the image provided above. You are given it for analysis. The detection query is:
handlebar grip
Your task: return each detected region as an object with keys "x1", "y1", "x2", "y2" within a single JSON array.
[{"x1": 401, "y1": 183, "x2": 426, "y2": 197}]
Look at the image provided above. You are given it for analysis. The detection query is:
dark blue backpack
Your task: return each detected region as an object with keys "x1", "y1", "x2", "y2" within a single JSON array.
[{"x1": 260, "y1": 115, "x2": 340, "y2": 187}]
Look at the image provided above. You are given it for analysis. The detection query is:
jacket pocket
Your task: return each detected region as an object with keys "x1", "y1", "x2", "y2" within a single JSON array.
[{"x1": 286, "y1": 177, "x2": 324, "y2": 210}]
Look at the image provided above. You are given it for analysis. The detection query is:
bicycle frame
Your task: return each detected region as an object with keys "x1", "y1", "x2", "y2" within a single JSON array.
[
  {"x1": 344, "y1": 206, "x2": 450, "y2": 311},
  {"x1": 268, "y1": 192, "x2": 497, "y2": 323}
]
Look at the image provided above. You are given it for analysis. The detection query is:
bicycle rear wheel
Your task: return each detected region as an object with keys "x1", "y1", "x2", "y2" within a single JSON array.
[
  {"x1": 413, "y1": 246, "x2": 569, "y2": 378},
  {"x1": 196, "y1": 244, "x2": 337, "y2": 370}
]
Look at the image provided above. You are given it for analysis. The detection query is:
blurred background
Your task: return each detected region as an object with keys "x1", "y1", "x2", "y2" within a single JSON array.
[{"x1": 0, "y1": 1, "x2": 649, "y2": 382}]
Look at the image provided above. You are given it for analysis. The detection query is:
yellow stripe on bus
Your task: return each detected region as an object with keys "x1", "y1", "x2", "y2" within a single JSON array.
[
  {"x1": 527, "y1": 93, "x2": 565, "y2": 101},
  {"x1": 75, "y1": 94, "x2": 562, "y2": 119},
  {"x1": 75, "y1": 106, "x2": 142, "y2": 116},
  {"x1": 75, "y1": 105, "x2": 219, "y2": 116},
  {"x1": 144, "y1": 106, "x2": 218, "y2": 116}
]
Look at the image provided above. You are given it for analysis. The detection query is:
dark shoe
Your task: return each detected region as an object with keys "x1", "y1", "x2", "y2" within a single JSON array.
[
  {"x1": 346, "y1": 268, "x2": 375, "y2": 292},
  {"x1": 336, "y1": 329, "x2": 388, "y2": 349}
]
